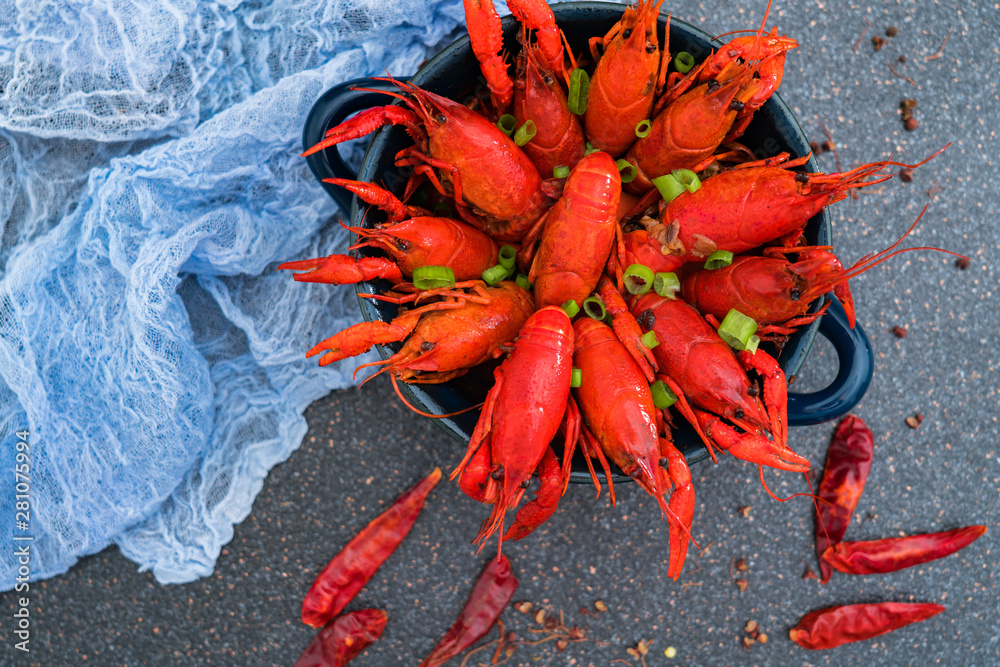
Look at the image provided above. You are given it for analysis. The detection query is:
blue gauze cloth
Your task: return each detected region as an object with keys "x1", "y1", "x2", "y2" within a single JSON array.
[{"x1": 0, "y1": 0, "x2": 559, "y2": 587}]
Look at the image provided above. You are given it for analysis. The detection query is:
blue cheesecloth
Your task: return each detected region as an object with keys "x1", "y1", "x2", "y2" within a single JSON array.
[{"x1": 0, "y1": 0, "x2": 612, "y2": 587}]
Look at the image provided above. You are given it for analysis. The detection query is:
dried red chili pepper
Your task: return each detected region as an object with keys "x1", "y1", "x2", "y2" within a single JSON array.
[
  {"x1": 815, "y1": 415, "x2": 874, "y2": 583},
  {"x1": 789, "y1": 602, "x2": 944, "y2": 650},
  {"x1": 302, "y1": 467, "x2": 442, "y2": 628},
  {"x1": 822, "y1": 525, "x2": 986, "y2": 575},
  {"x1": 418, "y1": 554, "x2": 519, "y2": 667},
  {"x1": 295, "y1": 609, "x2": 388, "y2": 667}
]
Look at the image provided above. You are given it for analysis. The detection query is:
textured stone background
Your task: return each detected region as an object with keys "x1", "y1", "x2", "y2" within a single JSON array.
[{"x1": 3, "y1": 1, "x2": 997, "y2": 665}]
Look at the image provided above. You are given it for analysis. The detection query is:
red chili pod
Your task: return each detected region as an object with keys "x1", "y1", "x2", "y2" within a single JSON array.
[
  {"x1": 815, "y1": 415, "x2": 874, "y2": 583},
  {"x1": 418, "y1": 554, "x2": 519, "y2": 667},
  {"x1": 295, "y1": 609, "x2": 388, "y2": 667},
  {"x1": 789, "y1": 602, "x2": 945, "y2": 650},
  {"x1": 302, "y1": 467, "x2": 442, "y2": 628},
  {"x1": 822, "y1": 525, "x2": 987, "y2": 575}
]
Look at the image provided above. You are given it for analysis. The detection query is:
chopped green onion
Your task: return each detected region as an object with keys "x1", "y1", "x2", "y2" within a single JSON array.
[
  {"x1": 561, "y1": 299, "x2": 580, "y2": 318},
  {"x1": 674, "y1": 51, "x2": 695, "y2": 74},
  {"x1": 616, "y1": 159, "x2": 637, "y2": 184},
  {"x1": 515, "y1": 273, "x2": 532, "y2": 290},
  {"x1": 635, "y1": 120, "x2": 652, "y2": 138},
  {"x1": 481, "y1": 264, "x2": 512, "y2": 286},
  {"x1": 641, "y1": 330, "x2": 659, "y2": 349},
  {"x1": 651, "y1": 173, "x2": 685, "y2": 203},
  {"x1": 583, "y1": 295, "x2": 607, "y2": 320},
  {"x1": 718, "y1": 308, "x2": 759, "y2": 351},
  {"x1": 585, "y1": 142, "x2": 600, "y2": 156},
  {"x1": 571, "y1": 368, "x2": 582, "y2": 388},
  {"x1": 623, "y1": 263, "x2": 655, "y2": 295},
  {"x1": 704, "y1": 250, "x2": 734, "y2": 270},
  {"x1": 553, "y1": 165, "x2": 570, "y2": 178},
  {"x1": 412, "y1": 265, "x2": 455, "y2": 290},
  {"x1": 671, "y1": 169, "x2": 701, "y2": 193},
  {"x1": 650, "y1": 380, "x2": 678, "y2": 409},
  {"x1": 568, "y1": 68, "x2": 590, "y2": 115},
  {"x1": 745, "y1": 334, "x2": 761, "y2": 354},
  {"x1": 654, "y1": 272, "x2": 680, "y2": 299},
  {"x1": 514, "y1": 120, "x2": 537, "y2": 146},
  {"x1": 498, "y1": 245, "x2": 517, "y2": 269},
  {"x1": 496, "y1": 114, "x2": 516, "y2": 136}
]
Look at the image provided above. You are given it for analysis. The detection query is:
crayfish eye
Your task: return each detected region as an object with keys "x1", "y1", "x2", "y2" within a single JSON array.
[
  {"x1": 645, "y1": 42, "x2": 656, "y2": 53},
  {"x1": 790, "y1": 288, "x2": 802, "y2": 301},
  {"x1": 623, "y1": 28, "x2": 633, "y2": 39},
  {"x1": 491, "y1": 465, "x2": 504, "y2": 481},
  {"x1": 734, "y1": 408, "x2": 745, "y2": 420},
  {"x1": 520, "y1": 479, "x2": 531, "y2": 489},
  {"x1": 420, "y1": 341, "x2": 436, "y2": 352},
  {"x1": 707, "y1": 79, "x2": 721, "y2": 92},
  {"x1": 434, "y1": 113, "x2": 447, "y2": 125},
  {"x1": 658, "y1": 457, "x2": 670, "y2": 469},
  {"x1": 747, "y1": 383, "x2": 760, "y2": 397},
  {"x1": 637, "y1": 309, "x2": 656, "y2": 331},
  {"x1": 794, "y1": 172, "x2": 810, "y2": 184}
]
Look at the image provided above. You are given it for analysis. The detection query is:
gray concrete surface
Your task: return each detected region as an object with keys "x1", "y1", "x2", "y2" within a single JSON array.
[{"x1": 2, "y1": 1, "x2": 997, "y2": 665}]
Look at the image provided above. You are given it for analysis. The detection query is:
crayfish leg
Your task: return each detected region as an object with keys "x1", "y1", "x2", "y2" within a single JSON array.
[
  {"x1": 306, "y1": 316, "x2": 419, "y2": 367},
  {"x1": 737, "y1": 349, "x2": 788, "y2": 450},
  {"x1": 657, "y1": 375, "x2": 718, "y2": 463},
  {"x1": 696, "y1": 410, "x2": 809, "y2": 472},
  {"x1": 660, "y1": 437, "x2": 694, "y2": 580},
  {"x1": 451, "y1": 366, "x2": 504, "y2": 482}
]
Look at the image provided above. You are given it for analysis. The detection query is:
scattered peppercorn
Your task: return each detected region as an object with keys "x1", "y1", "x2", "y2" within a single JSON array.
[
  {"x1": 898, "y1": 55, "x2": 907, "y2": 63},
  {"x1": 515, "y1": 601, "x2": 532, "y2": 613},
  {"x1": 905, "y1": 413, "x2": 924, "y2": 429},
  {"x1": 822, "y1": 140, "x2": 835, "y2": 152},
  {"x1": 735, "y1": 578, "x2": 749, "y2": 592},
  {"x1": 904, "y1": 117, "x2": 919, "y2": 131},
  {"x1": 735, "y1": 558, "x2": 749, "y2": 572},
  {"x1": 891, "y1": 326, "x2": 908, "y2": 338},
  {"x1": 745, "y1": 620, "x2": 758, "y2": 634},
  {"x1": 955, "y1": 257, "x2": 970, "y2": 270},
  {"x1": 742, "y1": 636, "x2": 756, "y2": 649},
  {"x1": 810, "y1": 141, "x2": 823, "y2": 155},
  {"x1": 872, "y1": 35, "x2": 886, "y2": 50},
  {"x1": 594, "y1": 600, "x2": 608, "y2": 612},
  {"x1": 886, "y1": 26, "x2": 899, "y2": 37},
  {"x1": 534, "y1": 609, "x2": 546, "y2": 624},
  {"x1": 899, "y1": 168, "x2": 914, "y2": 183},
  {"x1": 738, "y1": 505, "x2": 752, "y2": 519},
  {"x1": 802, "y1": 566, "x2": 819, "y2": 581},
  {"x1": 758, "y1": 633, "x2": 769, "y2": 644},
  {"x1": 901, "y1": 98, "x2": 918, "y2": 111}
]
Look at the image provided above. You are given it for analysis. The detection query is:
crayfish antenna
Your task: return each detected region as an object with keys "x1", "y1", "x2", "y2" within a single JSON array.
[{"x1": 388, "y1": 373, "x2": 483, "y2": 419}]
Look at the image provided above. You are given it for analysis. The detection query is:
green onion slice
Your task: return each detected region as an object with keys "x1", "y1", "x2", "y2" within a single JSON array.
[
  {"x1": 674, "y1": 51, "x2": 696, "y2": 74},
  {"x1": 515, "y1": 273, "x2": 532, "y2": 290},
  {"x1": 616, "y1": 159, "x2": 637, "y2": 184},
  {"x1": 745, "y1": 334, "x2": 761, "y2": 355},
  {"x1": 561, "y1": 299, "x2": 580, "y2": 318},
  {"x1": 553, "y1": 165, "x2": 570, "y2": 178},
  {"x1": 672, "y1": 168, "x2": 701, "y2": 193},
  {"x1": 571, "y1": 368, "x2": 583, "y2": 388},
  {"x1": 412, "y1": 265, "x2": 455, "y2": 290},
  {"x1": 481, "y1": 264, "x2": 512, "y2": 286},
  {"x1": 718, "y1": 308, "x2": 759, "y2": 351},
  {"x1": 514, "y1": 120, "x2": 537, "y2": 146},
  {"x1": 653, "y1": 272, "x2": 680, "y2": 299},
  {"x1": 585, "y1": 142, "x2": 600, "y2": 156},
  {"x1": 641, "y1": 330, "x2": 660, "y2": 349},
  {"x1": 704, "y1": 250, "x2": 734, "y2": 270},
  {"x1": 651, "y1": 173, "x2": 685, "y2": 203},
  {"x1": 498, "y1": 245, "x2": 516, "y2": 269},
  {"x1": 583, "y1": 295, "x2": 607, "y2": 320},
  {"x1": 496, "y1": 114, "x2": 516, "y2": 136},
  {"x1": 635, "y1": 120, "x2": 652, "y2": 138},
  {"x1": 650, "y1": 380, "x2": 678, "y2": 409},
  {"x1": 568, "y1": 68, "x2": 590, "y2": 115},
  {"x1": 623, "y1": 263, "x2": 655, "y2": 295}
]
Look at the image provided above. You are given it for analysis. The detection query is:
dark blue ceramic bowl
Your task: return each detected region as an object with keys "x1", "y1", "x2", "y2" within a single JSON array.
[{"x1": 303, "y1": 2, "x2": 874, "y2": 478}]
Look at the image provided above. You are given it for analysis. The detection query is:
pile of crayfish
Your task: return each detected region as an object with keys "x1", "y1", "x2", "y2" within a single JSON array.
[{"x1": 280, "y1": 0, "x2": 954, "y2": 580}]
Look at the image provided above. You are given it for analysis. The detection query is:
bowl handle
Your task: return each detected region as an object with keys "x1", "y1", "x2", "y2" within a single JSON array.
[
  {"x1": 302, "y1": 77, "x2": 410, "y2": 212},
  {"x1": 786, "y1": 299, "x2": 874, "y2": 426}
]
